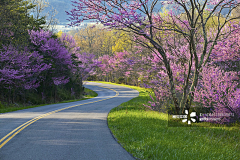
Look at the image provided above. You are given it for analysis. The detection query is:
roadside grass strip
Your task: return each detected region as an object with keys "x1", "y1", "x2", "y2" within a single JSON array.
[
  {"x1": 98, "y1": 81, "x2": 240, "y2": 160},
  {"x1": 0, "y1": 88, "x2": 97, "y2": 114},
  {"x1": 0, "y1": 86, "x2": 118, "y2": 149}
]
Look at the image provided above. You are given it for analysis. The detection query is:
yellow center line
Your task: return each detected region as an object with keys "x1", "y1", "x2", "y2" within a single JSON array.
[{"x1": 0, "y1": 85, "x2": 119, "y2": 149}]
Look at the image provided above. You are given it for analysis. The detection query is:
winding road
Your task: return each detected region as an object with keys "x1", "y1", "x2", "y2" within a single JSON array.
[{"x1": 0, "y1": 82, "x2": 139, "y2": 160}]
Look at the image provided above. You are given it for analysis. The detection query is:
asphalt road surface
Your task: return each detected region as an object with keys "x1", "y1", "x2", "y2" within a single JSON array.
[{"x1": 0, "y1": 82, "x2": 139, "y2": 160}]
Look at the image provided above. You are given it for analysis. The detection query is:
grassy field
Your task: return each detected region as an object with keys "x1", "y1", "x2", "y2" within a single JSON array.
[
  {"x1": 90, "y1": 81, "x2": 240, "y2": 160},
  {"x1": 0, "y1": 88, "x2": 98, "y2": 113}
]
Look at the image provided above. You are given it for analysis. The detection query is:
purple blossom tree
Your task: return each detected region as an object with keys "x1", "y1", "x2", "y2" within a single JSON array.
[
  {"x1": 0, "y1": 44, "x2": 50, "y2": 103},
  {"x1": 67, "y1": 0, "x2": 240, "y2": 114},
  {"x1": 28, "y1": 29, "x2": 73, "y2": 88}
]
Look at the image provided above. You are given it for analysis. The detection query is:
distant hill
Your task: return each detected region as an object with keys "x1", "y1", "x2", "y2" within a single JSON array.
[{"x1": 45, "y1": 0, "x2": 231, "y2": 31}]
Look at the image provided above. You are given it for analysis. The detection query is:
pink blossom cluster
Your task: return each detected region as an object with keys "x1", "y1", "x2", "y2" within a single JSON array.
[{"x1": 97, "y1": 51, "x2": 140, "y2": 83}]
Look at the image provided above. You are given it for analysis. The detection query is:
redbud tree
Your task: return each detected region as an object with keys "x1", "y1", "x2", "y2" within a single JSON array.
[
  {"x1": 67, "y1": 0, "x2": 240, "y2": 114},
  {"x1": 97, "y1": 51, "x2": 139, "y2": 84}
]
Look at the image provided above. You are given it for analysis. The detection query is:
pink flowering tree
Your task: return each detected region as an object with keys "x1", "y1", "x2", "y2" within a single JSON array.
[
  {"x1": 111, "y1": 51, "x2": 132, "y2": 83},
  {"x1": 194, "y1": 66, "x2": 240, "y2": 123},
  {"x1": 67, "y1": 0, "x2": 240, "y2": 114},
  {"x1": 97, "y1": 51, "x2": 139, "y2": 84},
  {"x1": 98, "y1": 55, "x2": 114, "y2": 81},
  {"x1": 75, "y1": 52, "x2": 102, "y2": 82},
  {"x1": 192, "y1": 29, "x2": 240, "y2": 123}
]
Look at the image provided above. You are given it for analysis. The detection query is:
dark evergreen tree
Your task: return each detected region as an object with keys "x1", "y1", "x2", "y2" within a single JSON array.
[{"x1": 0, "y1": 0, "x2": 46, "y2": 48}]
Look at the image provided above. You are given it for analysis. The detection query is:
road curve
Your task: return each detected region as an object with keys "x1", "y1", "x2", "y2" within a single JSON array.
[{"x1": 0, "y1": 82, "x2": 139, "y2": 160}]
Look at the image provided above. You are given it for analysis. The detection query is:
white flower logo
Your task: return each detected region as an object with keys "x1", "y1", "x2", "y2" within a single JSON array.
[{"x1": 182, "y1": 110, "x2": 196, "y2": 124}]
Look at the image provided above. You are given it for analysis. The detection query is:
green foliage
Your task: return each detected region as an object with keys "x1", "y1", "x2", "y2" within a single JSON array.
[
  {"x1": 25, "y1": 91, "x2": 42, "y2": 104},
  {"x1": 84, "y1": 88, "x2": 98, "y2": 98},
  {"x1": 112, "y1": 77, "x2": 127, "y2": 84},
  {"x1": 117, "y1": 77, "x2": 125, "y2": 84},
  {"x1": 73, "y1": 25, "x2": 136, "y2": 57},
  {"x1": 56, "y1": 30, "x2": 63, "y2": 38},
  {"x1": 0, "y1": 101, "x2": 4, "y2": 109},
  {"x1": 112, "y1": 30, "x2": 133, "y2": 53},
  {"x1": 126, "y1": 77, "x2": 131, "y2": 84},
  {"x1": 87, "y1": 75, "x2": 98, "y2": 81},
  {"x1": 56, "y1": 87, "x2": 74, "y2": 101}
]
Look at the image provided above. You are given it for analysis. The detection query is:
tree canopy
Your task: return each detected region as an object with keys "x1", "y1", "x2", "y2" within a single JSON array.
[
  {"x1": 0, "y1": 0, "x2": 45, "y2": 48},
  {"x1": 67, "y1": 0, "x2": 240, "y2": 119}
]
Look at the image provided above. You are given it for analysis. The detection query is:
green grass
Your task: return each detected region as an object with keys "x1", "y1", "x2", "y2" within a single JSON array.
[
  {"x1": 0, "y1": 88, "x2": 98, "y2": 113},
  {"x1": 90, "y1": 81, "x2": 240, "y2": 160},
  {"x1": 84, "y1": 88, "x2": 98, "y2": 98}
]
